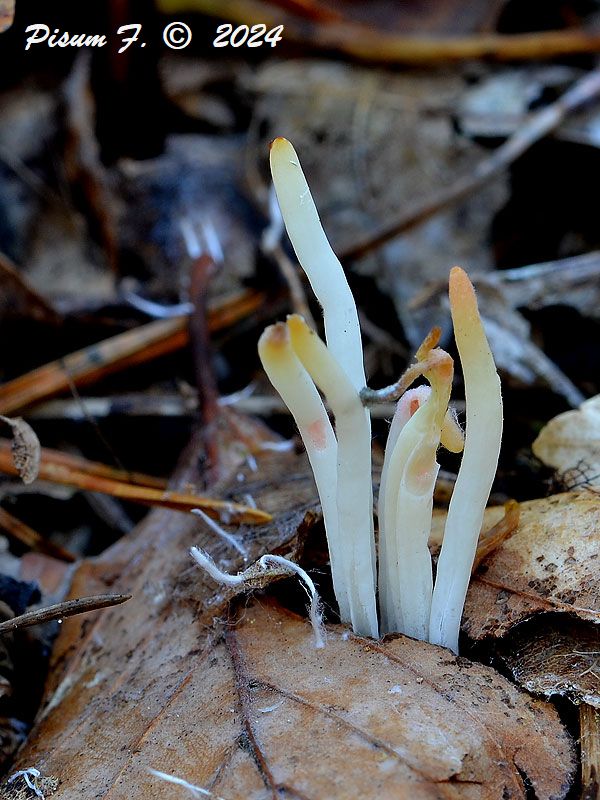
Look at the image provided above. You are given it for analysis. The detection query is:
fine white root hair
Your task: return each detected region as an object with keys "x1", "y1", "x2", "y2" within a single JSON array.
[
  {"x1": 258, "y1": 554, "x2": 327, "y2": 649},
  {"x1": 149, "y1": 768, "x2": 224, "y2": 799},
  {"x1": 191, "y1": 508, "x2": 248, "y2": 559},
  {"x1": 190, "y1": 548, "x2": 326, "y2": 649},
  {"x1": 190, "y1": 547, "x2": 245, "y2": 586},
  {"x1": 7, "y1": 768, "x2": 45, "y2": 799}
]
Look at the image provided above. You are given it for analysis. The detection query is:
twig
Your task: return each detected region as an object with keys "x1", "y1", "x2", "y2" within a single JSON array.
[
  {"x1": 0, "y1": 289, "x2": 263, "y2": 415},
  {"x1": 580, "y1": 704, "x2": 600, "y2": 800},
  {"x1": 0, "y1": 252, "x2": 60, "y2": 324},
  {"x1": 189, "y1": 250, "x2": 222, "y2": 482},
  {"x1": 342, "y1": 68, "x2": 600, "y2": 262},
  {"x1": 0, "y1": 593, "x2": 130, "y2": 634},
  {"x1": 0, "y1": 440, "x2": 271, "y2": 525},
  {"x1": 0, "y1": 506, "x2": 76, "y2": 562},
  {"x1": 28, "y1": 393, "x2": 399, "y2": 420},
  {"x1": 156, "y1": 0, "x2": 600, "y2": 64},
  {"x1": 0, "y1": 438, "x2": 167, "y2": 490}
]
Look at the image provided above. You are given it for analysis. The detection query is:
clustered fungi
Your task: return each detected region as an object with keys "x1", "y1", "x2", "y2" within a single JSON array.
[{"x1": 192, "y1": 138, "x2": 502, "y2": 655}]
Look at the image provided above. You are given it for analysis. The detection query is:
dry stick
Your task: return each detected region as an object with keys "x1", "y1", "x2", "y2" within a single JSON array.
[
  {"x1": 0, "y1": 506, "x2": 76, "y2": 562},
  {"x1": 0, "y1": 594, "x2": 130, "y2": 634},
  {"x1": 0, "y1": 252, "x2": 60, "y2": 324},
  {"x1": 0, "y1": 444, "x2": 270, "y2": 525},
  {"x1": 28, "y1": 393, "x2": 399, "y2": 421},
  {"x1": 0, "y1": 438, "x2": 167, "y2": 490},
  {"x1": 189, "y1": 252, "x2": 223, "y2": 484},
  {"x1": 156, "y1": 0, "x2": 600, "y2": 64},
  {"x1": 0, "y1": 289, "x2": 263, "y2": 416},
  {"x1": 580, "y1": 704, "x2": 600, "y2": 800},
  {"x1": 342, "y1": 68, "x2": 600, "y2": 263}
]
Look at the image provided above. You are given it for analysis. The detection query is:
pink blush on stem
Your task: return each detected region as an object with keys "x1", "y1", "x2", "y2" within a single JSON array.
[{"x1": 307, "y1": 418, "x2": 328, "y2": 450}]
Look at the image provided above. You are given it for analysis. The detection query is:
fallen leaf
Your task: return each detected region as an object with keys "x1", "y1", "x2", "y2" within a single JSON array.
[
  {"x1": 461, "y1": 492, "x2": 600, "y2": 640},
  {"x1": 9, "y1": 415, "x2": 321, "y2": 796},
  {"x1": 497, "y1": 616, "x2": 600, "y2": 707},
  {"x1": 149, "y1": 600, "x2": 573, "y2": 800},
  {"x1": 533, "y1": 395, "x2": 600, "y2": 488}
]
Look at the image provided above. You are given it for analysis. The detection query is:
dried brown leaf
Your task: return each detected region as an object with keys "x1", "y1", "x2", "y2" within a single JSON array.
[
  {"x1": 533, "y1": 395, "x2": 600, "y2": 488},
  {"x1": 11, "y1": 415, "x2": 320, "y2": 795},
  {"x1": 148, "y1": 601, "x2": 573, "y2": 800},
  {"x1": 462, "y1": 492, "x2": 600, "y2": 640},
  {"x1": 498, "y1": 617, "x2": 600, "y2": 707}
]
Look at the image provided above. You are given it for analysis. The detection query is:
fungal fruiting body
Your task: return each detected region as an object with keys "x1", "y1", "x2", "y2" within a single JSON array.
[
  {"x1": 429, "y1": 267, "x2": 503, "y2": 653},
  {"x1": 258, "y1": 139, "x2": 502, "y2": 652},
  {"x1": 193, "y1": 137, "x2": 502, "y2": 654},
  {"x1": 377, "y1": 340, "x2": 456, "y2": 640},
  {"x1": 264, "y1": 137, "x2": 378, "y2": 639}
]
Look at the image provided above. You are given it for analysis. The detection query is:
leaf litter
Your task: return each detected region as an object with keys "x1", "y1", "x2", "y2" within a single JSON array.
[{"x1": 7, "y1": 418, "x2": 580, "y2": 799}]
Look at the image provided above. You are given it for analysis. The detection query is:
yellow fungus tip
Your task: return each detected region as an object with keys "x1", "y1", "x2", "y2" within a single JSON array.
[
  {"x1": 258, "y1": 322, "x2": 290, "y2": 360},
  {"x1": 269, "y1": 136, "x2": 289, "y2": 152}
]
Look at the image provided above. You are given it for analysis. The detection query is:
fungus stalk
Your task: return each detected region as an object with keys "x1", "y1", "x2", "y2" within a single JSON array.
[
  {"x1": 378, "y1": 336, "x2": 462, "y2": 639},
  {"x1": 429, "y1": 267, "x2": 503, "y2": 653},
  {"x1": 257, "y1": 323, "x2": 350, "y2": 623},
  {"x1": 287, "y1": 314, "x2": 378, "y2": 638},
  {"x1": 267, "y1": 138, "x2": 377, "y2": 639}
]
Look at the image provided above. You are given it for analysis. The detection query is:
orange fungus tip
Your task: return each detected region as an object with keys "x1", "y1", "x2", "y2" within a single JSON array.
[
  {"x1": 449, "y1": 266, "x2": 476, "y2": 311},
  {"x1": 269, "y1": 136, "x2": 288, "y2": 151}
]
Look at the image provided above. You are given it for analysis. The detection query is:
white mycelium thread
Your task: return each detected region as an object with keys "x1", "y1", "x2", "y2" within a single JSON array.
[{"x1": 191, "y1": 547, "x2": 326, "y2": 648}]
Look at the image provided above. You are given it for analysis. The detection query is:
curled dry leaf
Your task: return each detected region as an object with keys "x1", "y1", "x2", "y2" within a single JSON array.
[
  {"x1": 461, "y1": 492, "x2": 600, "y2": 640},
  {"x1": 0, "y1": 416, "x2": 41, "y2": 484},
  {"x1": 533, "y1": 395, "x2": 600, "y2": 488},
  {"x1": 498, "y1": 616, "x2": 600, "y2": 707}
]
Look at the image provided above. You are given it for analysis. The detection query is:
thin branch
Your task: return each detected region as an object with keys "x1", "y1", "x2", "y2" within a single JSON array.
[
  {"x1": 164, "y1": 0, "x2": 600, "y2": 64},
  {"x1": 580, "y1": 704, "x2": 600, "y2": 800},
  {"x1": 342, "y1": 68, "x2": 600, "y2": 262},
  {"x1": 0, "y1": 289, "x2": 263, "y2": 415},
  {"x1": 0, "y1": 594, "x2": 131, "y2": 634},
  {"x1": 0, "y1": 506, "x2": 76, "y2": 562},
  {"x1": 0, "y1": 439, "x2": 271, "y2": 525}
]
